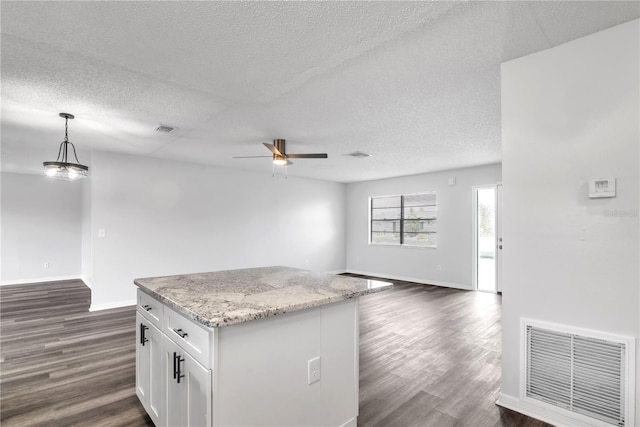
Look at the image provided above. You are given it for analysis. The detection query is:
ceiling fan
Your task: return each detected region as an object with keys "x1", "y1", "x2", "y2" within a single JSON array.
[{"x1": 233, "y1": 139, "x2": 328, "y2": 166}]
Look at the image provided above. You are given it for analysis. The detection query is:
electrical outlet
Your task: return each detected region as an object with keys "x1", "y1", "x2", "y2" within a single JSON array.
[
  {"x1": 437, "y1": 265, "x2": 442, "y2": 271},
  {"x1": 44, "y1": 262, "x2": 50, "y2": 269},
  {"x1": 308, "y1": 357, "x2": 321, "y2": 385},
  {"x1": 305, "y1": 259, "x2": 309, "y2": 267}
]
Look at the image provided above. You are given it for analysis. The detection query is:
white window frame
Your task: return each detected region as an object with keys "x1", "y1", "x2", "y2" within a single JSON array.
[{"x1": 368, "y1": 192, "x2": 437, "y2": 248}]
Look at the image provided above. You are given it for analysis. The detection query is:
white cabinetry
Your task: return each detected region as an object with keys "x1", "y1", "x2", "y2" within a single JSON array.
[
  {"x1": 162, "y1": 335, "x2": 212, "y2": 427},
  {"x1": 136, "y1": 312, "x2": 163, "y2": 425},
  {"x1": 136, "y1": 288, "x2": 360, "y2": 427},
  {"x1": 136, "y1": 290, "x2": 213, "y2": 427}
]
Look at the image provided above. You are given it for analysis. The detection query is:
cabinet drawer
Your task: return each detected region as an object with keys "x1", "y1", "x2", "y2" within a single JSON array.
[
  {"x1": 164, "y1": 305, "x2": 212, "y2": 369},
  {"x1": 137, "y1": 289, "x2": 163, "y2": 328}
]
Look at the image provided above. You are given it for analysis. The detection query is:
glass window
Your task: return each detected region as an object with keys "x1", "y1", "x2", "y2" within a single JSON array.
[{"x1": 370, "y1": 192, "x2": 437, "y2": 247}]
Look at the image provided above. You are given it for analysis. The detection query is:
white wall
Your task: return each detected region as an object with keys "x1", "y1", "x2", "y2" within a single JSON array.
[
  {"x1": 81, "y1": 171, "x2": 92, "y2": 285},
  {"x1": 500, "y1": 19, "x2": 639, "y2": 424},
  {"x1": 89, "y1": 151, "x2": 347, "y2": 310},
  {"x1": 1, "y1": 172, "x2": 82, "y2": 283},
  {"x1": 345, "y1": 164, "x2": 501, "y2": 289}
]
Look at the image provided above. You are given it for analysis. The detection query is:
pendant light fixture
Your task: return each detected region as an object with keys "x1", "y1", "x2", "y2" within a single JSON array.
[{"x1": 43, "y1": 113, "x2": 89, "y2": 181}]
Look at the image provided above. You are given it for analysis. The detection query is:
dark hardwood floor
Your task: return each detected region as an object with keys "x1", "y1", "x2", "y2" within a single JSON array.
[
  {"x1": 0, "y1": 277, "x2": 550, "y2": 427},
  {"x1": 0, "y1": 280, "x2": 152, "y2": 426},
  {"x1": 347, "y1": 274, "x2": 550, "y2": 427}
]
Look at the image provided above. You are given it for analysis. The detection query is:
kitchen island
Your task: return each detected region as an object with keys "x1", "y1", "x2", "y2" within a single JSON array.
[{"x1": 134, "y1": 266, "x2": 392, "y2": 427}]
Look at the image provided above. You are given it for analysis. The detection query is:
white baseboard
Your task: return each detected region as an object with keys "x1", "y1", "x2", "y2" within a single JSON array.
[
  {"x1": 345, "y1": 269, "x2": 472, "y2": 291},
  {"x1": 327, "y1": 269, "x2": 348, "y2": 275},
  {"x1": 339, "y1": 417, "x2": 357, "y2": 427},
  {"x1": 90, "y1": 299, "x2": 136, "y2": 312},
  {"x1": 496, "y1": 393, "x2": 605, "y2": 427},
  {"x1": 80, "y1": 275, "x2": 93, "y2": 289},
  {"x1": 1, "y1": 275, "x2": 82, "y2": 286}
]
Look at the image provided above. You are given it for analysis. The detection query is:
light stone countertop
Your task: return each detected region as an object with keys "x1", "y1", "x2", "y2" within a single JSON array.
[{"x1": 134, "y1": 266, "x2": 393, "y2": 328}]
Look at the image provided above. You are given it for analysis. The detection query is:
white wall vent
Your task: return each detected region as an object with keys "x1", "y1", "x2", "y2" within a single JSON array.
[{"x1": 522, "y1": 319, "x2": 635, "y2": 427}]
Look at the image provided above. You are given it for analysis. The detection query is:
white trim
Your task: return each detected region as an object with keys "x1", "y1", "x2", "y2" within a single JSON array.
[
  {"x1": 496, "y1": 393, "x2": 602, "y2": 427},
  {"x1": 345, "y1": 269, "x2": 471, "y2": 290},
  {"x1": 80, "y1": 275, "x2": 93, "y2": 289},
  {"x1": 519, "y1": 318, "x2": 636, "y2": 427},
  {"x1": 339, "y1": 417, "x2": 357, "y2": 427},
  {"x1": 90, "y1": 299, "x2": 136, "y2": 312},
  {"x1": 326, "y1": 269, "x2": 347, "y2": 275},
  {"x1": 472, "y1": 184, "x2": 499, "y2": 293},
  {"x1": 368, "y1": 191, "x2": 437, "y2": 247},
  {"x1": 472, "y1": 186, "x2": 479, "y2": 291},
  {"x1": 1, "y1": 275, "x2": 82, "y2": 286}
]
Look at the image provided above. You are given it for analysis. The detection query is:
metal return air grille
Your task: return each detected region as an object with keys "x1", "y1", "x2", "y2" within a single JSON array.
[{"x1": 526, "y1": 325, "x2": 626, "y2": 426}]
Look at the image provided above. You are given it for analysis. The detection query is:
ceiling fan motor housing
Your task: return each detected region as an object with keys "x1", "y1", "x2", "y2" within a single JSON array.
[{"x1": 274, "y1": 139, "x2": 286, "y2": 155}]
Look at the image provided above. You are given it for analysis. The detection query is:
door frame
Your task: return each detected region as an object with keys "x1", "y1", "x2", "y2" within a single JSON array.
[{"x1": 472, "y1": 184, "x2": 500, "y2": 293}]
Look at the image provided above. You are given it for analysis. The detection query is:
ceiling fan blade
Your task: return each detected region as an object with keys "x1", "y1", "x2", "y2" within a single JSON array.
[
  {"x1": 286, "y1": 153, "x2": 328, "y2": 159},
  {"x1": 263, "y1": 142, "x2": 283, "y2": 156},
  {"x1": 232, "y1": 155, "x2": 273, "y2": 158}
]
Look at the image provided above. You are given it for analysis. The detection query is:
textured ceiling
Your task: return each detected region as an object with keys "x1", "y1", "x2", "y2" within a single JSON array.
[{"x1": 2, "y1": 1, "x2": 638, "y2": 183}]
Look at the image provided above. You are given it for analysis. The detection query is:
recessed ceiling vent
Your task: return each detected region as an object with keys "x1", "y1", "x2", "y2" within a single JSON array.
[
  {"x1": 154, "y1": 125, "x2": 175, "y2": 133},
  {"x1": 345, "y1": 151, "x2": 372, "y2": 158}
]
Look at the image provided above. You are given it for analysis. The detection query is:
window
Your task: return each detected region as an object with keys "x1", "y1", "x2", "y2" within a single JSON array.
[{"x1": 370, "y1": 192, "x2": 437, "y2": 247}]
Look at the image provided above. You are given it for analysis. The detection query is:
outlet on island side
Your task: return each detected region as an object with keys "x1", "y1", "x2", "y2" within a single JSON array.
[{"x1": 308, "y1": 356, "x2": 321, "y2": 385}]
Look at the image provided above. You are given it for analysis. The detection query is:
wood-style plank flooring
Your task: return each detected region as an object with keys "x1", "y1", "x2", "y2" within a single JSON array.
[
  {"x1": 1, "y1": 277, "x2": 550, "y2": 426},
  {"x1": 0, "y1": 280, "x2": 152, "y2": 426},
  {"x1": 346, "y1": 274, "x2": 551, "y2": 427}
]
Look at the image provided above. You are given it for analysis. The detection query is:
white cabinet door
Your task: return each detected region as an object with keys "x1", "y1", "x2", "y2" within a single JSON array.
[
  {"x1": 163, "y1": 335, "x2": 212, "y2": 427},
  {"x1": 136, "y1": 312, "x2": 162, "y2": 425}
]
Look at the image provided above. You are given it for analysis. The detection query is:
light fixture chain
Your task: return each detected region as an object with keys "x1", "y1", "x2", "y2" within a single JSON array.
[{"x1": 64, "y1": 116, "x2": 69, "y2": 142}]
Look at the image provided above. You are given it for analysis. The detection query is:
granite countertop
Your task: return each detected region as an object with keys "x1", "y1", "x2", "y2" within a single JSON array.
[{"x1": 134, "y1": 266, "x2": 392, "y2": 328}]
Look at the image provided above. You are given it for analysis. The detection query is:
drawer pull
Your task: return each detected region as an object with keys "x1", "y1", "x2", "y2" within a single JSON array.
[
  {"x1": 173, "y1": 328, "x2": 188, "y2": 339},
  {"x1": 142, "y1": 304, "x2": 152, "y2": 312}
]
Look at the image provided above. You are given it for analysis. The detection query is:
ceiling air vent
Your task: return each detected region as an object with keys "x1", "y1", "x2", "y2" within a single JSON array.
[
  {"x1": 155, "y1": 125, "x2": 175, "y2": 133},
  {"x1": 345, "y1": 151, "x2": 372, "y2": 158}
]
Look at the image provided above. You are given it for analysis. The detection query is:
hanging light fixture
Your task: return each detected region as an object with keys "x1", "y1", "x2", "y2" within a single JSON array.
[{"x1": 43, "y1": 113, "x2": 89, "y2": 181}]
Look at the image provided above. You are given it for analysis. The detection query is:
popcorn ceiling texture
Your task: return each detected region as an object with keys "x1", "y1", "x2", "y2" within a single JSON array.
[{"x1": 1, "y1": 1, "x2": 638, "y2": 182}]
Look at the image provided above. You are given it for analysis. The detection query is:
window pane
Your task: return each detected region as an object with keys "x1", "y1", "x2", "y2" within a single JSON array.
[
  {"x1": 371, "y1": 231, "x2": 400, "y2": 244},
  {"x1": 403, "y1": 193, "x2": 437, "y2": 247},
  {"x1": 403, "y1": 205, "x2": 436, "y2": 220},
  {"x1": 372, "y1": 220, "x2": 400, "y2": 233},
  {"x1": 372, "y1": 207, "x2": 401, "y2": 220},
  {"x1": 371, "y1": 196, "x2": 401, "y2": 244},
  {"x1": 371, "y1": 196, "x2": 401, "y2": 209},
  {"x1": 403, "y1": 219, "x2": 436, "y2": 233},
  {"x1": 404, "y1": 193, "x2": 436, "y2": 207},
  {"x1": 370, "y1": 193, "x2": 436, "y2": 247}
]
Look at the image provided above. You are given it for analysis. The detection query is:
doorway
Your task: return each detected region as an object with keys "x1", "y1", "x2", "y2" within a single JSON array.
[{"x1": 473, "y1": 184, "x2": 502, "y2": 292}]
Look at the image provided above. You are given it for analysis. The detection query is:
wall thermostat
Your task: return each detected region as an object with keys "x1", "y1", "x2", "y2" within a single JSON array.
[{"x1": 588, "y1": 178, "x2": 616, "y2": 198}]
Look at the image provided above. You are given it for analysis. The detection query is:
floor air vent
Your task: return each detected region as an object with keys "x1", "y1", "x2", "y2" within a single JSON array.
[{"x1": 524, "y1": 320, "x2": 635, "y2": 427}]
